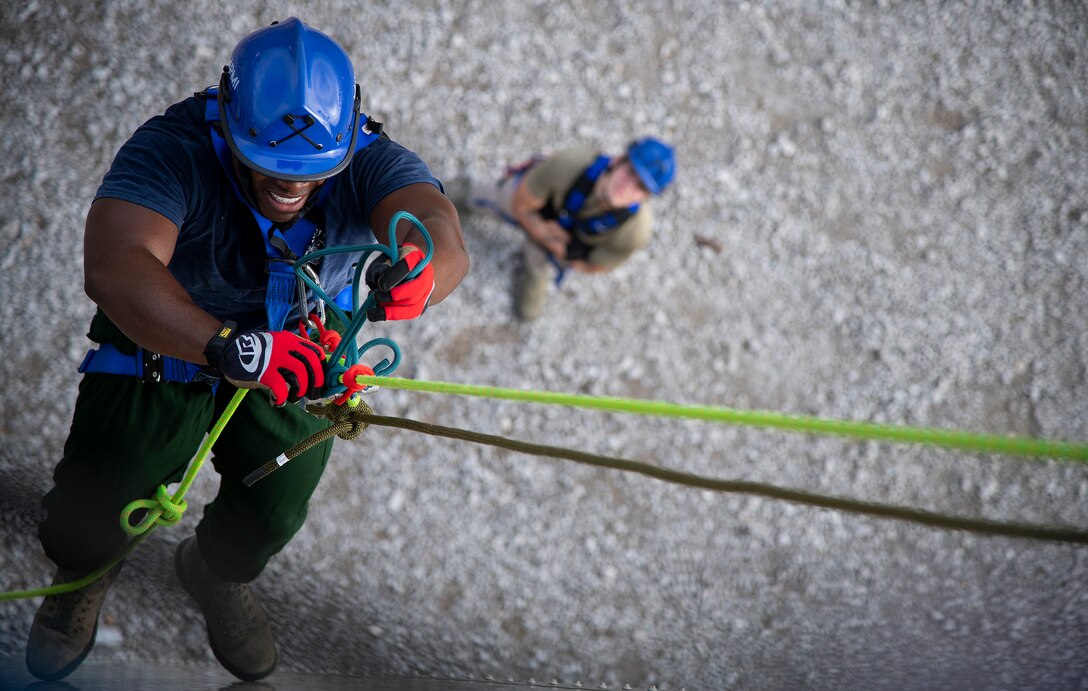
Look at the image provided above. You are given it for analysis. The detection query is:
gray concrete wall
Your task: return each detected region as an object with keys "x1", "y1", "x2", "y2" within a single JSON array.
[{"x1": 1, "y1": 2, "x2": 1087, "y2": 689}]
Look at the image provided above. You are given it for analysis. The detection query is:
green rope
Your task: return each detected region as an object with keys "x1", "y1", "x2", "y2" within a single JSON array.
[
  {"x1": 119, "y1": 388, "x2": 248, "y2": 535},
  {"x1": 357, "y1": 412, "x2": 1088, "y2": 544},
  {"x1": 357, "y1": 376, "x2": 1088, "y2": 463},
  {"x1": 0, "y1": 389, "x2": 249, "y2": 602},
  {"x1": 242, "y1": 400, "x2": 373, "y2": 487},
  {"x1": 0, "y1": 534, "x2": 151, "y2": 602}
]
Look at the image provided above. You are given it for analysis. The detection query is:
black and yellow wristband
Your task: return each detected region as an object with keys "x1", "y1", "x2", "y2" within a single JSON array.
[{"x1": 202, "y1": 320, "x2": 238, "y2": 369}]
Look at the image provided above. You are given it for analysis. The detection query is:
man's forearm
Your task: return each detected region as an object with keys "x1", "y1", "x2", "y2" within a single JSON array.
[
  {"x1": 86, "y1": 250, "x2": 222, "y2": 363},
  {"x1": 400, "y1": 213, "x2": 469, "y2": 305}
]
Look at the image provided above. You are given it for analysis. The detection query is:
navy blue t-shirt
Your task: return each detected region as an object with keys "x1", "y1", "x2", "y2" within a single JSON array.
[{"x1": 95, "y1": 95, "x2": 441, "y2": 331}]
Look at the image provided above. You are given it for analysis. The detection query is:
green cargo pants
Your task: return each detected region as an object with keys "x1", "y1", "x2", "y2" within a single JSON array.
[{"x1": 38, "y1": 322, "x2": 335, "y2": 583}]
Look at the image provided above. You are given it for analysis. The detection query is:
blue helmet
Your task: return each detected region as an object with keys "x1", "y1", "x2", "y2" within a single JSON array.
[
  {"x1": 218, "y1": 17, "x2": 361, "y2": 181},
  {"x1": 626, "y1": 137, "x2": 676, "y2": 195}
]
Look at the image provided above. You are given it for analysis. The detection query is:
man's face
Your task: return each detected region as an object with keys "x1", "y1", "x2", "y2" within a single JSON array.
[
  {"x1": 598, "y1": 160, "x2": 651, "y2": 208},
  {"x1": 248, "y1": 170, "x2": 325, "y2": 223}
]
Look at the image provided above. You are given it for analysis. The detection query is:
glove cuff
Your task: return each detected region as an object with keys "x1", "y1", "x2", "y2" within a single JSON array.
[{"x1": 203, "y1": 320, "x2": 239, "y2": 369}]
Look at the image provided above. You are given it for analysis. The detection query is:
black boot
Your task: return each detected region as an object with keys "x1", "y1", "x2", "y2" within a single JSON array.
[
  {"x1": 26, "y1": 562, "x2": 123, "y2": 681},
  {"x1": 174, "y1": 536, "x2": 277, "y2": 681}
]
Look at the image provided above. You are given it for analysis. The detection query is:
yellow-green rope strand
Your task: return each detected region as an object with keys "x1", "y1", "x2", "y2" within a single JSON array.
[
  {"x1": 357, "y1": 376, "x2": 1088, "y2": 463},
  {"x1": 120, "y1": 388, "x2": 249, "y2": 535},
  {"x1": 0, "y1": 533, "x2": 151, "y2": 602},
  {"x1": 358, "y1": 412, "x2": 1088, "y2": 544},
  {"x1": 0, "y1": 389, "x2": 250, "y2": 602}
]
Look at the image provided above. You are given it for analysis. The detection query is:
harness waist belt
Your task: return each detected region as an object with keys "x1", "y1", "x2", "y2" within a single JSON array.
[{"x1": 78, "y1": 343, "x2": 220, "y2": 387}]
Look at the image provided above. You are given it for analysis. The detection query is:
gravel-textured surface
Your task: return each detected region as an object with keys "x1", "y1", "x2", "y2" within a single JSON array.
[{"x1": 2, "y1": 2, "x2": 1087, "y2": 689}]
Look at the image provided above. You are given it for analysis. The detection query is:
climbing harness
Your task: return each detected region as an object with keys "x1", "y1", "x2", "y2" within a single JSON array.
[
  {"x1": 78, "y1": 342, "x2": 220, "y2": 387},
  {"x1": 541, "y1": 154, "x2": 639, "y2": 238},
  {"x1": 76, "y1": 87, "x2": 386, "y2": 380},
  {"x1": 137, "y1": 209, "x2": 434, "y2": 507},
  {"x1": 203, "y1": 85, "x2": 385, "y2": 332},
  {"x1": 541, "y1": 154, "x2": 637, "y2": 282},
  {"x1": 0, "y1": 207, "x2": 434, "y2": 603},
  {"x1": 483, "y1": 153, "x2": 639, "y2": 236},
  {"x1": 476, "y1": 153, "x2": 637, "y2": 286}
]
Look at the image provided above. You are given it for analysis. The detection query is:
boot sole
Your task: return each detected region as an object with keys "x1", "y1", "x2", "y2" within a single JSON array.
[
  {"x1": 25, "y1": 562, "x2": 124, "y2": 682},
  {"x1": 174, "y1": 539, "x2": 278, "y2": 682},
  {"x1": 26, "y1": 619, "x2": 98, "y2": 682}
]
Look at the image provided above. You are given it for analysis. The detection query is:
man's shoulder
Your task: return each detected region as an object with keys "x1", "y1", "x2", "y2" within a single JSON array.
[
  {"x1": 96, "y1": 95, "x2": 220, "y2": 226},
  {"x1": 526, "y1": 145, "x2": 599, "y2": 197},
  {"x1": 134, "y1": 95, "x2": 208, "y2": 141},
  {"x1": 334, "y1": 129, "x2": 439, "y2": 220},
  {"x1": 631, "y1": 202, "x2": 654, "y2": 235},
  {"x1": 349, "y1": 132, "x2": 428, "y2": 173},
  {"x1": 547, "y1": 145, "x2": 601, "y2": 169},
  {"x1": 117, "y1": 95, "x2": 214, "y2": 168}
]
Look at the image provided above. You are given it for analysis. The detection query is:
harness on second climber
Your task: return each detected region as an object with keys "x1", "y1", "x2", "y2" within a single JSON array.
[
  {"x1": 541, "y1": 154, "x2": 639, "y2": 239},
  {"x1": 541, "y1": 154, "x2": 638, "y2": 272}
]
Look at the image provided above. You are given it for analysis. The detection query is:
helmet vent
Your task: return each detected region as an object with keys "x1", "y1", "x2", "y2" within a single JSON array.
[{"x1": 269, "y1": 113, "x2": 324, "y2": 150}]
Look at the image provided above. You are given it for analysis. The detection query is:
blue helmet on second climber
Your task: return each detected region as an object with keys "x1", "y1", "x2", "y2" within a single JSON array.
[
  {"x1": 626, "y1": 137, "x2": 676, "y2": 195},
  {"x1": 218, "y1": 17, "x2": 362, "y2": 181}
]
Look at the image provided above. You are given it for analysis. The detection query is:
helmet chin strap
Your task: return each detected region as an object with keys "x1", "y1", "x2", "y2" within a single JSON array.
[
  {"x1": 229, "y1": 156, "x2": 263, "y2": 213},
  {"x1": 229, "y1": 155, "x2": 323, "y2": 231}
]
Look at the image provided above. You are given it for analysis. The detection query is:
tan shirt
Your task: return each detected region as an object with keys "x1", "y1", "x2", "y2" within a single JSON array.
[{"x1": 523, "y1": 146, "x2": 653, "y2": 269}]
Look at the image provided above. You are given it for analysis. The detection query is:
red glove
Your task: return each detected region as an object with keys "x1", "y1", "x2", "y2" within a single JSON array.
[
  {"x1": 365, "y1": 243, "x2": 435, "y2": 321},
  {"x1": 217, "y1": 330, "x2": 325, "y2": 406}
]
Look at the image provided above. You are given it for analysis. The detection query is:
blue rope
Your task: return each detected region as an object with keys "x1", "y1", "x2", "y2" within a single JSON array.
[{"x1": 292, "y1": 211, "x2": 434, "y2": 399}]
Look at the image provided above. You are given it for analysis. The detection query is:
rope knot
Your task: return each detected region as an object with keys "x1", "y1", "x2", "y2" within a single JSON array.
[
  {"x1": 323, "y1": 399, "x2": 373, "y2": 440},
  {"x1": 119, "y1": 484, "x2": 188, "y2": 536}
]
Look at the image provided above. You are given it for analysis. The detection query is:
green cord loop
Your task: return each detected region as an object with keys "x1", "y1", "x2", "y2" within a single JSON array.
[
  {"x1": 119, "y1": 485, "x2": 188, "y2": 535},
  {"x1": 118, "y1": 388, "x2": 249, "y2": 536}
]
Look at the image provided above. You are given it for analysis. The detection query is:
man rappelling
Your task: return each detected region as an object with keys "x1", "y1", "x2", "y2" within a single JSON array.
[{"x1": 26, "y1": 16, "x2": 468, "y2": 683}]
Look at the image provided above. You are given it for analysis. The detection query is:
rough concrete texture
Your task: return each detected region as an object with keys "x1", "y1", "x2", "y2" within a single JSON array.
[{"x1": 1, "y1": 1, "x2": 1087, "y2": 689}]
